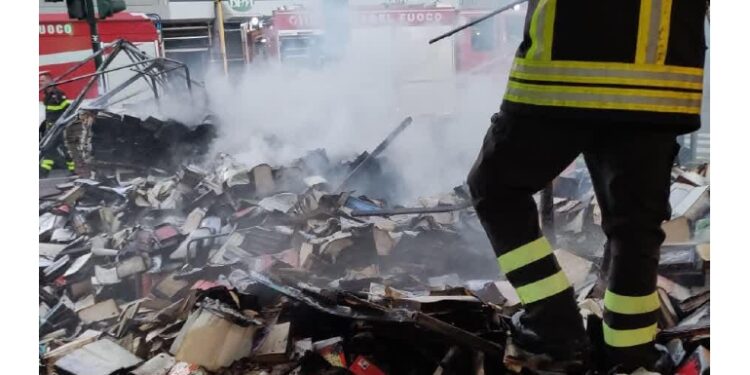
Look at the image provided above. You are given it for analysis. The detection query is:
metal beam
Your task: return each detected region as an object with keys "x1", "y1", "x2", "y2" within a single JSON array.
[
  {"x1": 350, "y1": 202, "x2": 472, "y2": 217},
  {"x1": 335, "y1": 117, "x2": 413, "y2": 193}
]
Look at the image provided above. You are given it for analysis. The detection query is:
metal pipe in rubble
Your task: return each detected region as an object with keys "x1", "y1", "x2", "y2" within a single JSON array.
[
  {"x1": 121, "y1": 41, "x2": 199, "y2": 90},
  {"x1": 428, "y1": 0, "x2": 529, "y2": 44},
  {"x1": 104, "y1": 88, "x2": 151, "y2": 107},
  {"x1": 215, "y1": 0, "x2": 229, "y2": 76},
  {"x1": 334, "y1": 116, "x2": 414, "y2": 193},
  {"x1": 350, "y1": 202, "x2": 472, "y2": 217},
  {"x1": 89, "y1": 63, "x2": 160, "y2": 108},
  {"x1": 120, "y1": 47, "x2": 160, "y2": 93},
  {"x1": 40, "y1": 58, "x2": 162, "y2": 89},
  {"x1": 44, "y1": 41, "x2": 113, "y2": 88}
]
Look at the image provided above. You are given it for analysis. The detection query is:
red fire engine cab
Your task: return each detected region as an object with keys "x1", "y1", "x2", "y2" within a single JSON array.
[
  {"x1": 253, "y1": 4, "x2": 523, "y2": 116},
  {"x1": 454, "y1": 7, "x2": 526, "y2": 75},
  {"x1": 258, "y1": 4, "x2": 524, "y2": 77},
  {"x1": 39, "y1": 12, "x2": 161, "y2": 100}
]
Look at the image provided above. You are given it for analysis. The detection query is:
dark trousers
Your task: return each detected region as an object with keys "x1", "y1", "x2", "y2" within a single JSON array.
[{"x1": 467, "y1": 111, "x2": 678, "y2": 365}]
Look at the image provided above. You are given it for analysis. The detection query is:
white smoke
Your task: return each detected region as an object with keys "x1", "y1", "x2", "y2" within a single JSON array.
[{"x1": 182, "y1": 5, "x2": 516, "y2": 202}]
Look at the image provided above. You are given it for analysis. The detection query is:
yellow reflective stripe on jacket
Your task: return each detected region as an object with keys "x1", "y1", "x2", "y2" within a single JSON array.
[
  {"x1": 655, "y1": 0, "x2": 673, "y2": 64},
  {"x1": 46, "y1": 99, "x2": 71, "y2": 111},
  {"x1": 635, "y1": 0, "x2": 653, "y2": 64},
  {"x1": 526, "y1": 0, "x2": 557, "y2": 61},
  {"x1": 505, "y1": 81, "x2": 702, "y2": 114},
  {"x1": 510, "y1": 58, "x2": 703, "y2": 90},
  {"x1": 507, "y1": 81, "x2": 703, "y2": 101},
  {"x1": 540, "y1": 0, "x2": 557, "y2": 61},
  {"x1": 604, "y1": 290, "x2": 660, "y2": 315},
  {"x1": 515, "y1": 270, "x2": 570, "y2": 305},
  {"x1": 636, "y1": 0, "x2": 673, "y2": 64},
  {"x1": 497, "y1": 237, "x2": 553, "y2": 274},
  {"x1": 513, "y1": 58, "x2": 704, "y2": 75},
  {"x1": 603, "y1": 322, "x2": 658, "y2": 348}
]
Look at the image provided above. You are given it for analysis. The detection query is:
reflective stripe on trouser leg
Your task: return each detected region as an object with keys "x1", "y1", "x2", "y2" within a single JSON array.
[
  {"x1": 497, "y1": 237, "x2": 572, "y2": 305},
  {"x1": 40, "y1": 159, "x2": 54, "y2": 171},
  {"x1": 603, "y1": 289, "x2": 660, "y2": 347},
  {"x1": 66, "y1": 161, "x2": 75, "y2": 171}
]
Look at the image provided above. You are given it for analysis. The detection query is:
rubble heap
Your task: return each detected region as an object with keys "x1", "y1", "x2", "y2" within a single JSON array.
[
  {"x1": 39, "y1": 149, "x2": 710, "y2": 375},
  {"x1": 61, "y1": 110, "x2": 216, "y2": 177}
]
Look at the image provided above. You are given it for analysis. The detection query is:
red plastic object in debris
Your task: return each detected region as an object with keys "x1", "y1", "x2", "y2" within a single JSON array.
[
  {"x1": 314, "y1": 337, "x2": 347, "y2": 368},
  {"x1": 54, "y1": 204, "x2": 71, "y2": 215},
  {"x1": 349, "y1": 356, "x2": 386, "y2": 375},
  {"x1": 230, "y1": 206, "x2": 255, "y2": 222},
  {"x1": 54, "y1": 276, "x2": 67, "y2": 287},
  {"x1": 154, "y1": 225, "x2": 180, "y2": 242},
  {"x1": 675, "y1": 346, "x2": 709, "y2": 375},
  {"x1": 191, "y1": 280, "x2": 221, "y2": 291}
]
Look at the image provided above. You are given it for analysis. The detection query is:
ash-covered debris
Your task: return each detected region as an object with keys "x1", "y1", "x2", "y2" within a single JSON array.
[
  {"x1": 38, "y1": 150, "x2": 710, "y2": 375},
  {"x1": 61, "y1": 109, "x2": 217, "y2": 178}
]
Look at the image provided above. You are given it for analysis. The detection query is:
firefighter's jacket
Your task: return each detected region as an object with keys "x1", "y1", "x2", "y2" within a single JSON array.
[
  {"x1": 501, "y1": 0, "x2": 709, "y2": 133},
  {"x1": 43, "y1": 86, "x2": 71, "y2": 128}
]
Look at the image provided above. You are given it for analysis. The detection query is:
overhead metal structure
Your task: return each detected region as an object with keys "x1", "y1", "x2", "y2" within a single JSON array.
[{"x1": 39, "y1": 39, "x2": 202, "y2": 154}]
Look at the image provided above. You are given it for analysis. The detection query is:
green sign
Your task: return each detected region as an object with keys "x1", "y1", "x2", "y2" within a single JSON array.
[{"x1": 229, "y1": 0, "x2": 252, "y2": 12}]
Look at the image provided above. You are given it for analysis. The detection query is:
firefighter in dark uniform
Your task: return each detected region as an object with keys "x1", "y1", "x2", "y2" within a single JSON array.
[
  {"x1": 467, "y1": 0, "x2": 708, "y2": 372},
  {"x1": 39, "y1": 71, "x2": 75, "y2": 176}
]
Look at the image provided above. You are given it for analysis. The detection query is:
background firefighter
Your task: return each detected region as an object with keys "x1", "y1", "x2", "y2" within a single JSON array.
[
  {"x1": 467, "y1": 0, "x2": 708, "y2": 372},
  {"x1": 39, "y1": 71, "x2": 74, "y2": 176},
  {"x1": 39, "y1": 71, "x2": 70, "y2": 139}
]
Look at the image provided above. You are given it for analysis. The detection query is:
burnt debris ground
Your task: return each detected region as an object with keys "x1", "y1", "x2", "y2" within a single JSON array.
[{"x1": 39, "y1": 111, "x2": 709, "y2": 375}]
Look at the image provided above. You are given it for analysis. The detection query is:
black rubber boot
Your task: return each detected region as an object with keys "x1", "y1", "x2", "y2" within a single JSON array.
[
  {"x1": 507, "y1": 311, "x2": 591, "y2": 373},
  {"x1": 587, "y1": 315, "x2": 674, "y2": 374},
  {"x1": 604, "y1": 346, "x2": 674, "y2": 375}
]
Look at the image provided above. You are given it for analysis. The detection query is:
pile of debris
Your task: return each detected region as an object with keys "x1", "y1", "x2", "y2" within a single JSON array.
[
  {"x1": 60, "y1": 109, "x2": 216, "y2": 178},
  {"x1": 39, "y1": 146, "x2": 710, "y2": 374}
]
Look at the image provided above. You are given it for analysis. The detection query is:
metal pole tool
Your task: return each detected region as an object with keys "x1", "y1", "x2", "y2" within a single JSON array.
[{"x1": 429, "y1": 0, "x2": 529, "y2": 44}]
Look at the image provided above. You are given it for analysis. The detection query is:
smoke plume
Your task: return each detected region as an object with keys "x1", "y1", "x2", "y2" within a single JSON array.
[{"x1": 198, "y1": 6, "x2": 514, "y2": 203}]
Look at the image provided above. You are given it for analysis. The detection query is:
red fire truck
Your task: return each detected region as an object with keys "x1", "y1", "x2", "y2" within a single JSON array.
[
  {"x1": 259, "y1": 4, "x2": 524, "y2": 75},
  {"x1": 39, "y1": 12, "x2": 161, "y2": 100},
  {"x1": 454, "y1": 7, "x2": 526, "y2": 75},
  {"x1": 254, "y1": 4, "x2": 524, "y2": 115},
  {"x1": 264, "y1": 6, "x2": 456, "y2": 63}
]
